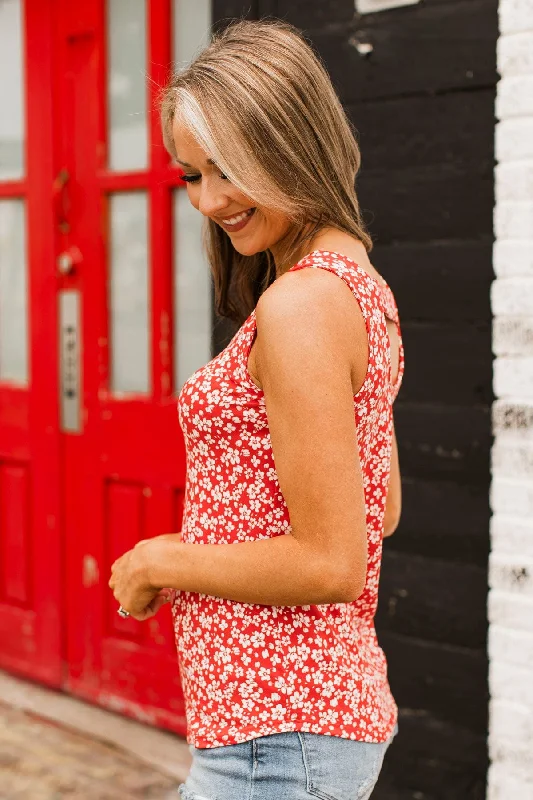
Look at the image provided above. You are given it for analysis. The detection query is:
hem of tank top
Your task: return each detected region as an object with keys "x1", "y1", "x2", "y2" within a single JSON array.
[{"x1": 186, "y1": 714, "x2": 399, "y2": 750}]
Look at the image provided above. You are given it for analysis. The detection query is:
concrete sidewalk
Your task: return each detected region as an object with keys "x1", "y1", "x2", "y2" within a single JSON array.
[{"x1": 0, "y1": 671, "x2": 192, "y2": 800}]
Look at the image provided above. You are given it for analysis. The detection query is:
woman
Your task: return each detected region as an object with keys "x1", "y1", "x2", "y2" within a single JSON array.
[{"x1": 110, "y1": 19, "x2": 404, "y2": 800}]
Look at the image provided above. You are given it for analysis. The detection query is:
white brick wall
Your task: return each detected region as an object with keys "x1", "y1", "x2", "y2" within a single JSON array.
[
  {"x1": 355, "y1": 0, "x2": 420, "y2": 13},
  {"x1": 490, "y1": 1, "x2": 533, "y2": 797}
]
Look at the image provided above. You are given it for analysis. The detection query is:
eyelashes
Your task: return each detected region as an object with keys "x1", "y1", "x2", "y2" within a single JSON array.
[{"x1": 181, "y1": 172, "x2": 229, "y2": 184}]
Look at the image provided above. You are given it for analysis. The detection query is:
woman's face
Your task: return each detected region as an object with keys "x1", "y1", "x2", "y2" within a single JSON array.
[{"x1": 172, "y1": 120, "x2": 292, "y2": 257}]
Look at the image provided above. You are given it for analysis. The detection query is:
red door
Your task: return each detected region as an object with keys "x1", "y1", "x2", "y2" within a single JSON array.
[
  {"x1": 0, "y1": 1, "x2": 62, "y2": 687},
  {"x1": 55, "y1": 0, "x2": 212, "y2": 732},
  {"x1": 0, "y1": 0, "x2": 212, "y2": 732}
]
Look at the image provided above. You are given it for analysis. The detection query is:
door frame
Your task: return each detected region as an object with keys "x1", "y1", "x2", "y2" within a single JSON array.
[{"x1": 0, "y1": 0, "x2": 63, "y2": 687}]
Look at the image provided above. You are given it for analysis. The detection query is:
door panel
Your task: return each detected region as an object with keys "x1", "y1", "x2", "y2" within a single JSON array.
[
  {"x1": 0, "y1": 0, "x2": 62, "y2": 686},
  {"x1": 0, "y1": 464, "x2": 31, "y2": 605},
  {"x1": 57, "y1": 0, "x2": 211, "y2": 733}
]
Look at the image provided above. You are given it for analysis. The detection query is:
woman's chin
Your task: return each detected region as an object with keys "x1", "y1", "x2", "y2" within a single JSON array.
[{"x1": 228, "y1": 236, "x2": 264, "y2": 257}]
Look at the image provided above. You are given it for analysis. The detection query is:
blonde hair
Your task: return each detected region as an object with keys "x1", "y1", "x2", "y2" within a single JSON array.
[{"x1": 160, "y1": 19, "x2": 371, "y2": 324}]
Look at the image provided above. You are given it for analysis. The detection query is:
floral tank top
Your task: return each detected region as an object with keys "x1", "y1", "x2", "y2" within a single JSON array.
[{"x1": 171, "y1": 250, "x2": 405, "y2": 749}]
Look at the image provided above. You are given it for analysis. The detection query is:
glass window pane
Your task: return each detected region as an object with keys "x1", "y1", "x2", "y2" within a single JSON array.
[
  {"x1": 0, "y1": 200, "x2": 28, "y2": 382},
  {"x1": 173, "y1": 0, "x2": 211, "y2": 67},
  {"x1": 109, "y1": 193, "x2": 149, "y2": 394},
  {"x1": 173, "y1": 190, "x2": 212, "y2": 392},
  {"x1": 0, "y1": 0, "x2": 24, "y2": 180},
  {"x1": 107, "y1": 0, "x2": 147, "y2": 171}
]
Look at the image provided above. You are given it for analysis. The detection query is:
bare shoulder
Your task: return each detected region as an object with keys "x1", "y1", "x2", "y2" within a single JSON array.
[
  {"x1": 255, "y1": 263, "x2": 362, "y2": 344},
  {"x1": 253, "y1": 263, "x2": 368, "y2": 394}
]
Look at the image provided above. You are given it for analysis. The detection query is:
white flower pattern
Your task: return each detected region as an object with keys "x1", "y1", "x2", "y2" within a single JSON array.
[{"x1": 171, "y1": 251, "x2": 405, "y2": 749}]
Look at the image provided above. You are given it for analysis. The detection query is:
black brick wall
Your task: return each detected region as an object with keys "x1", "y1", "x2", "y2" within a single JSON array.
[{"x1": 212, "y1": 3, "x2": 498, "y2": 796}]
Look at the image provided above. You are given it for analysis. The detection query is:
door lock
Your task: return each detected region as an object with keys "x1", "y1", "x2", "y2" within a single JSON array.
[{"x1": 57, "y1": 246, "x2": 83, "y2": 276}]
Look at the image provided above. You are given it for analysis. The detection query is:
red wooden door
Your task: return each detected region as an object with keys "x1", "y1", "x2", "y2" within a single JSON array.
[
  {"x1": 55, "y1": 0, "x2": 211, "y2": 732},
  {"x1": 0, "y1": 1, "x2": 62, "y2": 687}
]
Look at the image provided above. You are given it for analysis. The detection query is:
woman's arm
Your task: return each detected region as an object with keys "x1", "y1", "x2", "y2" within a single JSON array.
[
  {"x1": 383, "y1": 424, "x2": 401, "y2": 537},
  {"x1": 110, "y1": 268, "x2": 369, "y2": 614}
]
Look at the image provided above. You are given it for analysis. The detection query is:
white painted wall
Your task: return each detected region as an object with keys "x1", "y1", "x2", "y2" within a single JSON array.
[
  {"x1": 355, "y1": 0, "x2": 420, "y2": 12},
  {"x1": 489, "y1": 1, "x2": 533, "y2": 797}
]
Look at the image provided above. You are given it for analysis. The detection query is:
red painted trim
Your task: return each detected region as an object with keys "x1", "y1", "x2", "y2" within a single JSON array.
[
  {"x1": 98, "y1": 0, "x2": 108, "y2": 173},
  {"x1": 0, "y1": 180, "x2": 27, "y2": 198},
  {"x1": 18, "y1": 0, "x2": 62, "y2": 685},
  {"x1": 149, "y1": 0, "x2": 171, "y2": 174},
  {"x1": 149, "y1": 0, "x2": 173, "y2": 399},
  {"x1": 98, "y1": 169, "x2": 184, "y2": 192},
  {"x1": 57, "y1": 0, "x2": 108, "y2": 706},
  {"x1": 98, "y1": 171, "x2": 150, "y2": 191},
  {"x1": 95, "y1": 0, "x2": 110, "y2": 397}
]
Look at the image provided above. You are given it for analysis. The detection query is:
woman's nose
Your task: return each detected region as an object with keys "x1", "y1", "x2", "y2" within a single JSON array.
[{"x1": 198, "y1": 182, "x2": 229, "y2": 218}]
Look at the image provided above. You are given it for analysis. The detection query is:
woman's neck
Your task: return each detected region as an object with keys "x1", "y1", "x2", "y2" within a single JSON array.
[{"x1": 270, "y1": 223, "x2": 323, "y2": 279}]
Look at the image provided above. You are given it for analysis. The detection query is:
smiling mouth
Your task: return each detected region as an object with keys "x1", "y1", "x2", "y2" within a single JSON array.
[{"x1": 218, "y1": 208, "x2": 256, "y2": 233}]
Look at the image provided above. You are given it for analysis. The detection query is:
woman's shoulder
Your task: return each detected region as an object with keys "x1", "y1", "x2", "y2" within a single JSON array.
[{"x1": 256, "y1": 253, "x2": 361, "y2": 330}]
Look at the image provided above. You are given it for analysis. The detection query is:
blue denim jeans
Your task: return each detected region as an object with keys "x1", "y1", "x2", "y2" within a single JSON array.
[{"x1": 177, "y1": 726, "x2": 398, "y2": 800}]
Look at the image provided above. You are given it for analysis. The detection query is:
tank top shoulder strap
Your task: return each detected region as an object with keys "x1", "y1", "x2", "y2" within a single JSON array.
[
  {"x1": 231, "y1": 249, "x2": 404, "y2": 398},
  {"x1": 289, "y1": 250, "x2": 405, "y2": 400},
  {"x1": 231, "y1": 249, "x2": 381, "y2": 394},
  {"x1": 288, "y1": 249, "x2": 385, "y2": 321},
  {"x1": 380, "y1": 284, "x2": 400, "y2": 325}
]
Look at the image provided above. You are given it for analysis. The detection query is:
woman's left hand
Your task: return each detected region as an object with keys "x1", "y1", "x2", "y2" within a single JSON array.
[{"x1": 109, "y1": 538, "x2": 175, "y2": 621}]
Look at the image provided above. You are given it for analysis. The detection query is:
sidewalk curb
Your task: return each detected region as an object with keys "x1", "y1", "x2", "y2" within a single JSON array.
[{"x1": 0, "y1": 669, "x2": 191, "y2": 783}]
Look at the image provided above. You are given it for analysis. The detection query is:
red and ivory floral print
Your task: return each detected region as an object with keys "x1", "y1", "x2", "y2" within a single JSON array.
[{"x1": 171, "y1": 250, "x2": 405, "y2": 749}]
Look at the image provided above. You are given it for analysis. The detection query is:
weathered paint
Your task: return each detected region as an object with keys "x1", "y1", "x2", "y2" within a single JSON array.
[{"x1": 489, "y1": 0, "x2": 533, "y2": 796}]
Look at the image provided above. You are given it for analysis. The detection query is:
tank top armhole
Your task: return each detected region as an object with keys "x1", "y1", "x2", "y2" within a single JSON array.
[
  {"x1": 239, "y1": 251, "x2": 403, "y2": 401},
  {"x1": 382, "y1": 285, "x2": 400, "y2": 325},
  {"x1": 236, "y1": 311, "x2": 264, "y2": 395},
  {"x1": 380, "y1": 286, "x2": 405, "y2": 398},
  {"x1": 294, "y1": 251, "x2": 404, "y2": 401},
  {"x1": 391, "y1": 333, "x2": 405, "y2": 401},
  {"x1": 245, "y1": 314, "x2": 263, "y2": 392},
  {"x1": 382, "y1": 286, "x2": 404, "y2": 395}
]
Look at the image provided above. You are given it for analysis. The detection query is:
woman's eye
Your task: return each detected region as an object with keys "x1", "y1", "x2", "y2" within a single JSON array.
[{"x1": 181, "y1": 171, "x2": 228, "y2": 183}]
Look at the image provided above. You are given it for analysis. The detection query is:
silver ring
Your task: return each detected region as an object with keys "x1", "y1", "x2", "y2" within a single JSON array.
[{"x1": 117, "y1": 606, "x2": 130, "y2": 618}]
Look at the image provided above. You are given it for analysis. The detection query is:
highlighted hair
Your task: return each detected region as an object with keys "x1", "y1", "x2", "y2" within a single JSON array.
[{"x1": 161, "y1": 19, "x2": 371, "y2": 323}]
